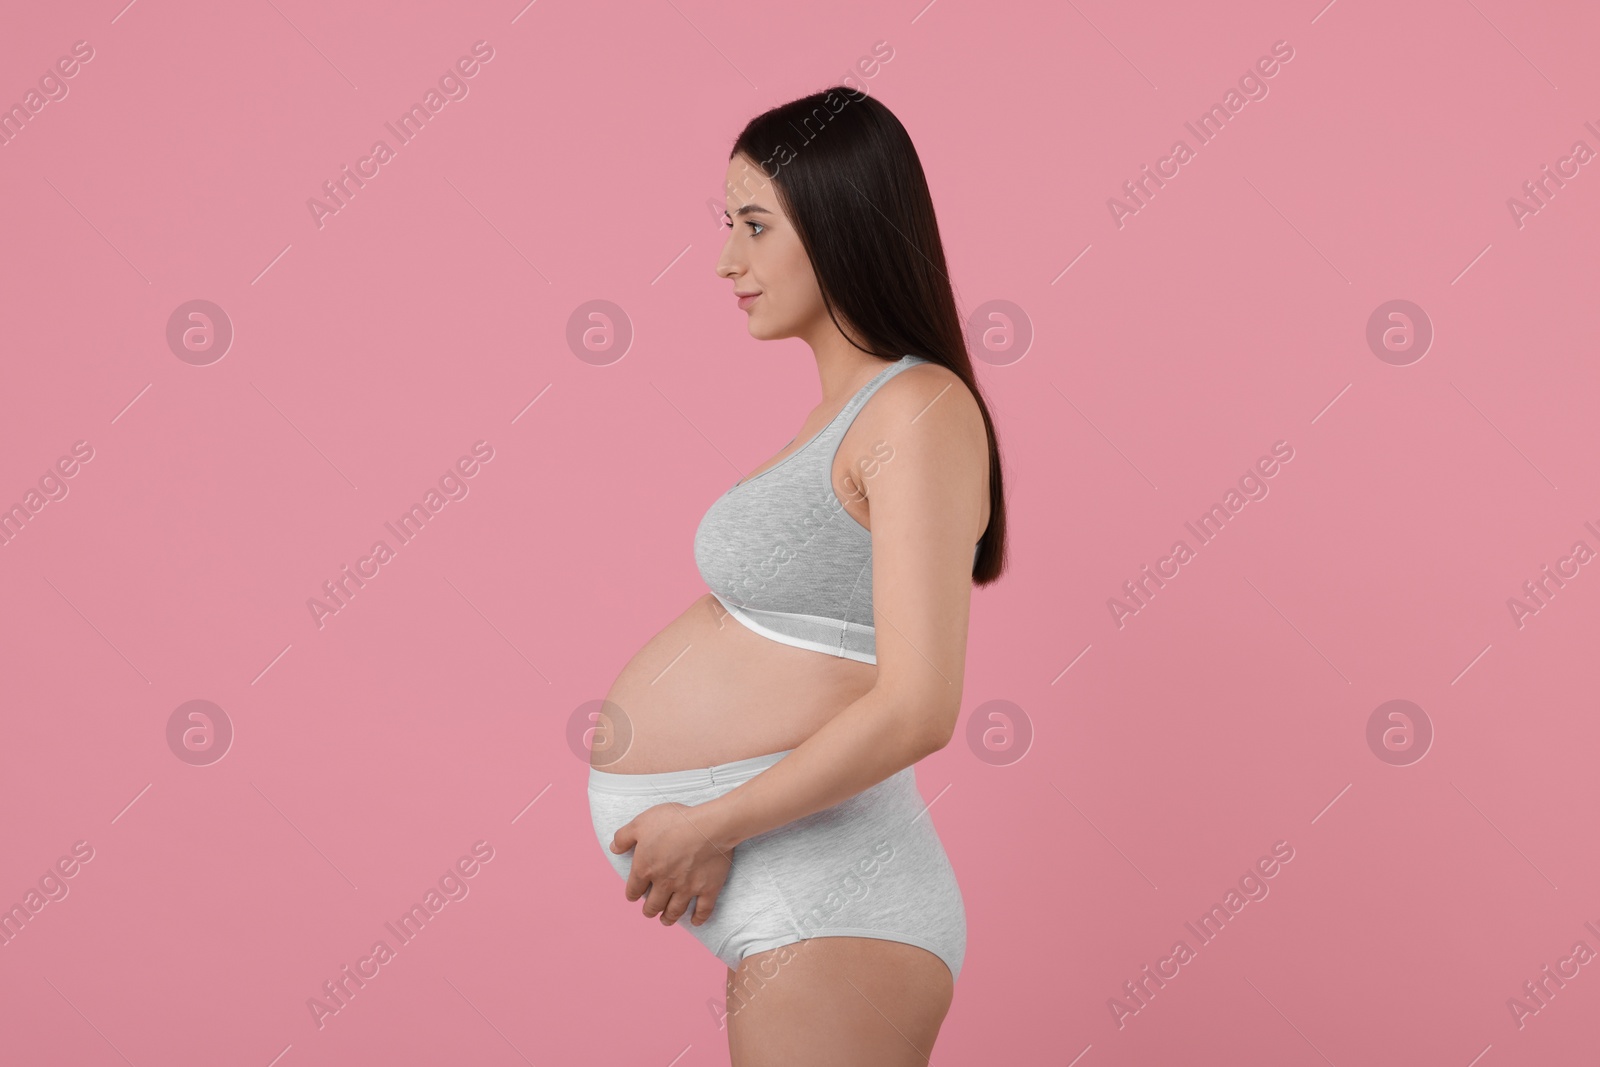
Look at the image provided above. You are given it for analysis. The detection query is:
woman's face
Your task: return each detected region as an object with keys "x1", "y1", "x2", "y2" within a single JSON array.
[{"x1": 715, "y1": 154, "x2": 827, "y2": 341}]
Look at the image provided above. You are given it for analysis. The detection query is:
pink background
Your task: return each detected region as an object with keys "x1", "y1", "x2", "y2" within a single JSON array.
[{"x1": 3, "y1": 0, "x2": 1599, "y2": 1063}]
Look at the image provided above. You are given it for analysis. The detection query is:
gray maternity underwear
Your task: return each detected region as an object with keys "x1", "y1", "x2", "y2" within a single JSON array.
[{"x1": 587, "y1": 748, "x2": 966, "y2": 982}]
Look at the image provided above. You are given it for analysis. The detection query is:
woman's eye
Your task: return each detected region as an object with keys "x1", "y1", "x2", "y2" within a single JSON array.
[{"x1": 720, "y1": 214, "x2": 763, "y2": 236}]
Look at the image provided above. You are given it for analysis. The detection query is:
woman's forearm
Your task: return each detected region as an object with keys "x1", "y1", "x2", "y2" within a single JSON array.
[{"x1": 698, "y1": 686, "x2": 950, "y2": 850}]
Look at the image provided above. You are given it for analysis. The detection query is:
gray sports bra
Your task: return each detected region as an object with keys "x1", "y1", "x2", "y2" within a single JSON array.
[{"x1": 693, "y1": 354, "x2": 982, "y2": 665}]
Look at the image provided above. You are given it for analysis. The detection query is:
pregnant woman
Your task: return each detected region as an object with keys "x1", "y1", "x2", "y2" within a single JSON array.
[{"x1": 587, "y1": 88, "x2": 1008, "y2": 1066}]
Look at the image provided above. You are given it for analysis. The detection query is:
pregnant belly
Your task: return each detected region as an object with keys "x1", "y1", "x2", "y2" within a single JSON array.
[{"x1": 591, "y1": 593, "x2": 877, "y2": 774}]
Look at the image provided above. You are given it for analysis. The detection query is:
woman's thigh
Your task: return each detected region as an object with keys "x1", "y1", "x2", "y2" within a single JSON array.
[{"x1": 725, "y1": 937, "x2": 954, "y2": 1067}]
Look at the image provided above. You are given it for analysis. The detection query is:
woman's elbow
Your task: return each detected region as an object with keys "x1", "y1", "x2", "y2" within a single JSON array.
[
  {"x1": 903, "y1": 694, "x2": 961, "y2": 756},
  {"x1": 875, "y1": 675, "x2": 963, "y2": 756}
]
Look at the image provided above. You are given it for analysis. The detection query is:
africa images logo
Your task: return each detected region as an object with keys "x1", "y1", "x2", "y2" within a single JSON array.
[{"x1": 306, "y1": 41, "x2": 495, "y2": 229}]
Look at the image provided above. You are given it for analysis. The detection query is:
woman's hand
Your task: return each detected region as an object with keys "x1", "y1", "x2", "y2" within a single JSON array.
[{"x1": 610, "y1": 802, "x2": 735, "y2": 926}]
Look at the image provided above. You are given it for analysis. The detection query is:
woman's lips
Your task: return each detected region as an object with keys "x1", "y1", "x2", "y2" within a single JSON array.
[{"x1": 737, "y1": 293, "x2": 760, "y2": 310}]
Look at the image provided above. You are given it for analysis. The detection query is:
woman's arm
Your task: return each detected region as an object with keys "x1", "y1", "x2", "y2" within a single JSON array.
[
  {"x1": 610, "y1": 364, "x2": 991, "y2": 926},
  {"x1": 697, "y1": 365, "x2": 991, "y2": 850}
]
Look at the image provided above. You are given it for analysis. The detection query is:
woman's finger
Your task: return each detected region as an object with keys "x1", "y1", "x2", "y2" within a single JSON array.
[
  {"x1": 641, "y1": 879, "x2": 673, "y2": 919},
  {"x1": 659, "y1": 891, "x2": 692, "y2": 925},
  {"x1": 690, "y1": 885, "x2": 721, "y2": 926},
  {"x1": 623, "y1": 863, "x2": 651, "y2": 903}
]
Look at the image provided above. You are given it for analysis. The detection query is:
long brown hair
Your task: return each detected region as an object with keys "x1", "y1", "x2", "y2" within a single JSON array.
[{"x1": 728, "y1": 88, "x2": 1008, "y2": 583}]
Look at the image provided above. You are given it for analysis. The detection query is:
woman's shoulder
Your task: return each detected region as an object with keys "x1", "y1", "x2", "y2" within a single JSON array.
[
  {"x1": 876, "y1": 357, "x2": 984, "y2": 429},
  {"x1": 855, "y1": 356, "x2": 987, "y2": 462}
]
